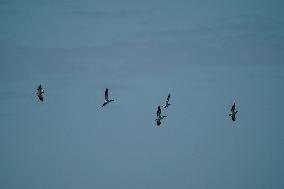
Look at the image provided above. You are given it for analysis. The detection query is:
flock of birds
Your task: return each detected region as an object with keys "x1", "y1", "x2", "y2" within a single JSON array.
[{"x1": 36, "y1": 85, "x2": 238, "y2": 126}]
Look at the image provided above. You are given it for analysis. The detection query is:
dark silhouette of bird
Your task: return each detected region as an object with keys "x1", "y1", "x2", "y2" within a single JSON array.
[
  {"x1": 155, "y1": 106, "x2": 167, "y2": 126},
  {"x1": 163, "y1": 93, "x2": 171, "y2": 108},
  {"x1": 229, "y1": 102, "x2": 238, "y2": 122},
  {"x1": 36, "y1": 85, "x2": 44, "y2": 101},
  {"x1": 102, "y1": 88, "x2": 114, "y2": 107}
]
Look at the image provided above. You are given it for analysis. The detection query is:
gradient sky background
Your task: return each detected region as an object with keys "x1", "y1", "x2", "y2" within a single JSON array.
[{"x1": 1, "y1": 0, "x2": 284, "y2": 189}]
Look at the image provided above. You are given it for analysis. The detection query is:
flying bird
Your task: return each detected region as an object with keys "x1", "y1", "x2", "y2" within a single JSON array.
[
  {"x1": 155, "y1": 106, "x2": 167, "y2": 126},
  {"x1": 229, "y1": 102, "x2": 238, "y2": 122},
  {"x1": 102, "y1": 88, "x2": 114, "y2": 107},
  {"x1": 163, "y1": 93, "x2": 171, "y2": 108},
  {"x1": 36, "y1": 85, "x2": 44, "y2": 101}
]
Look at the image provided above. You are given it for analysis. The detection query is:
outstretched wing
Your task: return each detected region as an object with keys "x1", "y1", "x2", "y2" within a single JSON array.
[
  {"x1": 231, "y1": 102, "x2": 235, "y2": 112},
  {"x1": 166, "y1": 93, "x2": 170, "y2": 103},
  {"x1": 157, "y1": 106, "x2": 161, "y2": 117},
  {"x1": 37, "y1": 85, "x2": 42, "y2": 91},
  {"x1": 105, "y1": 88, "x2": 109, "y2": 101}
]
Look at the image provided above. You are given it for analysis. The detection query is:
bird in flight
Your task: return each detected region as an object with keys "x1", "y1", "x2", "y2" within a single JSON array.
[
  {"x1": 102, "y1": 88, "x2": 114, "y2": 107},
  {"x1": 155, "y1": 106, "x2": 167, "y2": 126},
  {"x1": 36, "y1": 85, "x2": 44, "y2": 101},
  {"x1": 229, "y1": 102, "x2": 238, "y2": 122},
  {"x1": 163, "y1": 93, "x2": 171, "y2": 108}
]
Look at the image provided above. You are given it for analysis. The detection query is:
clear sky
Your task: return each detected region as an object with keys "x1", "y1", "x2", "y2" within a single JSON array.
[{"x1": 1, "y1": 0, "x2": 284, "y2": 189}]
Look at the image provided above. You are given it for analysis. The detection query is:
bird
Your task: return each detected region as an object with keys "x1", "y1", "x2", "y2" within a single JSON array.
[
  {"x1": 36, "y1": 85, "x2": 44, "y2": 101},
  {"x1": 229, "y1": 102, "x2": 238, "y2": 122},
  {"x1": 102, "y1": 88, "x2": 114, "y2": 107},
  {"x1": 155, "y1": 106, "x2": 167, "y2": 126},
  {"x1": 163, "y1": 93, "x2": 171, "y2": 108}
]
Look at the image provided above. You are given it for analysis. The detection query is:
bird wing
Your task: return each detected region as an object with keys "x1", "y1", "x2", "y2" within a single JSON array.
[
  {"x1": 231, "y1": 103, "x2": 235, "y2": 111},
  {"x1": 158, "y1": 106, "x2": 161, "y2": 117},
  {"x1": 105, "y1": 88, "x2": 109, "y2": 101},
  {"x1": 166, "y1": 93, "x2": 170, "y2": 103},
  {"x1": 37, "y1": 85, "x2": 42, "y2": 91}
]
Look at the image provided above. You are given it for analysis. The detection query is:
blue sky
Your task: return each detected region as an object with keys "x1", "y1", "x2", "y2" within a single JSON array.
[{"x1": 1, "y1": 0, "x2": 284, "y2": 189}]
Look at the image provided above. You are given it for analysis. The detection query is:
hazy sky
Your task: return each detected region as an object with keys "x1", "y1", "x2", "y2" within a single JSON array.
[{"x1": 1, "y1": 0, "x2": 284, "y2": 189}]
